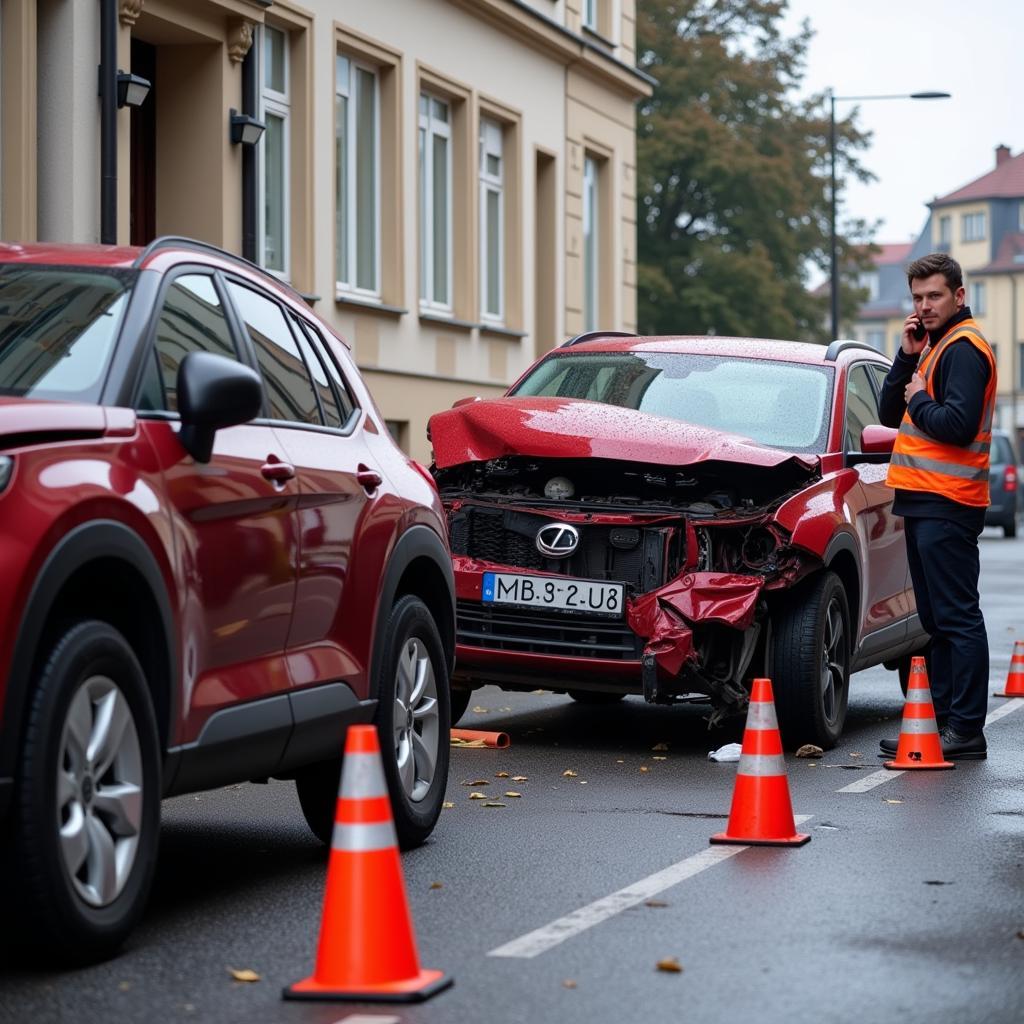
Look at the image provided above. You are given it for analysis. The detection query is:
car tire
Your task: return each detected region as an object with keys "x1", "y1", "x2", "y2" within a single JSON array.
[
  {"x1": 294, "y1": 758, "x2": 342, "y2": 846},
  {"x1": 567, "y1": 690, "x2": 626, "y2": 704},
  {"x1": 374, "y1": 595, "x2": 450, "y2": 849},
  {"x1": 10, "y1": 620, "x2": 161, "y2": 964},
  {"x1": 450, "y1": 687, "x2": 473, "y2": 726},
  {"x1": 1004, "y1": 517, "x2": 1017, "y2": 539},
  {"x1": 769, "y1": 571, "x2": 850, "y2": 750}
]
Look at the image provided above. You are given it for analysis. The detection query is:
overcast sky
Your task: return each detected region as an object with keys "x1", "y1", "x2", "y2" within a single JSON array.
[{"x1": 780, "y1": 0, "x2": 1024, "y2": 247}]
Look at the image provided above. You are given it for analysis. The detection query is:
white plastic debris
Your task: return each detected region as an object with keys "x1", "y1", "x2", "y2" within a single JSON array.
[{"x1": 707, "y1": 742, "x2": 742, "y2": 762}]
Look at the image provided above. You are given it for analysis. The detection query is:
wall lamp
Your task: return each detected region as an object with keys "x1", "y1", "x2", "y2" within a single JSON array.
[
  {"x1": 116, "y1": 71, "x2": 151, "y2": 109},
  {"x1": 229, "y1": 109, "x2": 266, "y2": 146}
]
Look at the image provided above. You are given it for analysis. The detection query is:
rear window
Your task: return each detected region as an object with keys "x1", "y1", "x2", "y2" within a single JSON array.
[
  {"x1": 991, "y1": 435, "x2": 1015, "y2": 465},
  {"x1": 512, "y1": 351, "x2": 834, "y2": 453},
  {"x1": 0, "y1": 266, "x2": 134, "y2": 402}
]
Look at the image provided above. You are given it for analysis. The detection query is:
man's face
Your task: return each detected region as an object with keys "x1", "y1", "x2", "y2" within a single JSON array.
[{"x1": 910, "y1": 273, "x2": 965, "y2": 332}]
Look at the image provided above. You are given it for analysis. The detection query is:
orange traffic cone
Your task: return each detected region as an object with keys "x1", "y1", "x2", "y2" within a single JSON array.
[
  {"x1": 283, "y1": 724, "x2": 452, "y2": 1003},
  {"x1": 996, "y1": 640, "x2": 1024, "y2": 697},
  {"x1": 884, "y1": 656, "x2": 954, "y2": 770},
  {"x1": 710, "y1": 678, "x2": 809, "y2": 847}
]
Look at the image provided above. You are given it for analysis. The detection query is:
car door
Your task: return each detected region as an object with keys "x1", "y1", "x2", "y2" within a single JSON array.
[
  {"x1": 136, "y1": 270, "x2": 299, "y2": 741},
  {"x1": 845, "y1": 362, "x2": 909, "y2": 636},
  {"x1": 223, "y1": 278, "x2": 371, "y2": 690}
]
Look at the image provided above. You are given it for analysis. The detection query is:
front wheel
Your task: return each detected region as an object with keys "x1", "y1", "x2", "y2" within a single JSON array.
[
  {"x1": 769, "y1": 571, "x2": 850, "y2": 750},
  {"x1": 10, "y1": 621, "x2": 161, "y2": 963},
  {"x1": 374, "y1": 595, "x2": 450, "y2": 849}
]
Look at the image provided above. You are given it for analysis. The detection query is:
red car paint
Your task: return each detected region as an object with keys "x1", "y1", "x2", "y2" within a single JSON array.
[{"x1": 430, "y1": 334, "x2": 927, "y2": 743}]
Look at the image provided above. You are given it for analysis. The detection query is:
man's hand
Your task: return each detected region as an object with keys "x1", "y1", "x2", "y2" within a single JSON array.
[
  {"x1": 901, "y1": 314, "x2": 928, "y2": 356},
  {"x1": 904, "y1": 372, "x2": 926, "y2": 403}
]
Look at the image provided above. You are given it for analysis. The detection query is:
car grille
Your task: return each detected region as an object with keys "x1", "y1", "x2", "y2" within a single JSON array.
[
  {"x1": 456, "y1": 600, "x2": 642, "y2": 660},
  {"x1": 449, "y1": 505, "x2": 681, "y2": 592}
]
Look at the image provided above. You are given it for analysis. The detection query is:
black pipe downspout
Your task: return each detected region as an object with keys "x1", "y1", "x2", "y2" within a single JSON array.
[
  {"x1": 241, "y1": 42, "x2": 258, "y2": 262},
  {"x1": 100, "y1": 0, "x2": 118, "y2": 244}
]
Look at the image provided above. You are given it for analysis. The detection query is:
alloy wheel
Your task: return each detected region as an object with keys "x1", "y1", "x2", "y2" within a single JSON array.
[
  {"x1": 820, "y1": 597, "x2": 846, "y2": 726},
  {"x1": 392, "y1": 636, "x2": 440, "y2": 803}
]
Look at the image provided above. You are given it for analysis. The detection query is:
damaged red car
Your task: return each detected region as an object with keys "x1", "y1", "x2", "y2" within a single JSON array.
[{"x1": 428, "y1": 333, "x2": 929, "y2": 749}]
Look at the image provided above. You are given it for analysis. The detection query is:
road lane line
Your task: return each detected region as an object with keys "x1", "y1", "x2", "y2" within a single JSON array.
[
  {"x1": 838, "y1": 695, "x2": 1024, "y2": 794},
  {"x1": 487, "y1": 815, "x2": 813, "y2": 959}
]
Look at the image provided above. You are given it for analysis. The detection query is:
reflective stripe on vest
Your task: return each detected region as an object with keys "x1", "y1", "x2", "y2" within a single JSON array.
[{"x1": 886, "y1": 318, "x2": 997, "y2": 507}]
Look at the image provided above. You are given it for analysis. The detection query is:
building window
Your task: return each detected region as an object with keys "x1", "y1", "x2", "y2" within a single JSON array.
[
  {"x1": 1019, "y1": 201, "x2": 1024, "y2": 232},
  {"x1": 970, "y1": 281, "x2": 986, "y2": 315},
  {"x1": 962, "y1": 212, "x2": 986, "y2": 242},
  {"x1": 939, "y1": 215, "x2": 951, "y2": 244},
  {"x1": 1019, "y1": 342, "x2": 1024, "y2": 390},
  {"x1": 858, "y1": 271, "x2": 879, "y2": 302},
  {"x1": 260, "y1": 26, "x2": 290, "y2": 278},
  {"x1": 336, "y1": 54, "x2": 379, "y2": 296},
  {"x1": 866, "y1": 329, "x2": 885, "y2": 353},
  {"x1": 583, "y1": 155, "x2": 600, "y2": 332},
  {"x1": 583, "y1": 0, "x2": 598, "y2": 30},
  {"x1": 479, "y1": 119, "x2": 504, "y2": 323},
  {"x1": 419, "y1": 93, "x2": 452, "y2": 312},
  {"x1": 385, "y1": 419, "x2": 409, "y2": 452}
]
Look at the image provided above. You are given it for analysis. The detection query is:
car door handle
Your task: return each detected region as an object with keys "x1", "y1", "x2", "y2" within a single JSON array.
[
  {"x1": 357, "y1": 465, "x2": 383, "y2": 492},
  {"x1": 261, "y1": 459, "x2": 296, "y2": 483}
]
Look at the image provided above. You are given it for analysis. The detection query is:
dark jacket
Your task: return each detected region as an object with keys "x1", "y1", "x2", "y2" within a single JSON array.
[{"x1": 878, "y1": 306, "x2": 991, "y2": 526}]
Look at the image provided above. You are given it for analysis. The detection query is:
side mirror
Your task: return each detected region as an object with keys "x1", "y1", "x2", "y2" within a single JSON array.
[
  {"x1": 177, "y1": 351, "x2": 263, "y2": 463},
  {"x1": 861, "y1": 424, "x2": 898, "y2": 455},
  {"x1": 452, "y1": 396, "x2": 481, "y2": 409}
]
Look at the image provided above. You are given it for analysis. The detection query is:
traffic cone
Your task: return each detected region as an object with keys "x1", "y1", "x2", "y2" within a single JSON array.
[
  {"x1": 283, "y1": 724, "x2": 452, "y2": 1003},
  {"x1": 884, "y1": 656, "x2": 954, "y2": 770},
  {"x1": 710, "y1": 678, "x2": 810, "y2": 847},
  {"x1": 996, "y1": 640, "x2": 1024, "y2": 697}
]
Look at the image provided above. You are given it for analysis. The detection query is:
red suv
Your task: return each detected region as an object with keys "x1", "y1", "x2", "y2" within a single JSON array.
[
  {"x1": 429, "y1": 333, "x2": 927, "y2": 748},
  {"x1": 0, "y1": 239, "x2": 455, "y2": 961}
]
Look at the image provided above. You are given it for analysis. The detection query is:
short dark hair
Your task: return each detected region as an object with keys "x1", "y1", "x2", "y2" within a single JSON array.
[{"x1": 906, "y1": 252, "x2": 963, "y2": 291}]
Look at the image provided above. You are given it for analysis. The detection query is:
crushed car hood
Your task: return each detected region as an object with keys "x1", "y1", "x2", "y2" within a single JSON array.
[{"x1": 430, "y1": 397, "x2": 817, "y2": 473}]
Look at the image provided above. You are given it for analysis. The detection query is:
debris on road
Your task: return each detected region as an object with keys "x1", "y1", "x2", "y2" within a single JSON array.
[
  {"x1": 505, "y1": 791, "x2": 522, "y2": 798},
  {"x1": 228, "y1": 969, "x2": 260, "y2": 983},
  {"x1": 795, "y1": 744, "x2": 824, "y2": 758},
  {"x1": 563, "y1": 769, "x2": 579, "y2": 777},
  {"x1": 512, "y1": 775, "x2": 528, "y2": 782},
  {"x1": 430, "y1": 882, "x2": 443, "y2": 890},
  {"x1": 563, "y1": 979, "x2": 578, "y2": 989},
  {"x1": 645, "y1": 900, "x2": 669, "y2": 908},
  {"x1": 652, "y1": 742, "x2": 670, "y2": 751},
  {"x1": 496, "y1": 771, "x2": 510, "y2": 777},
  {"x1": 482, "y1": 801, "x2": 507, "y2": 808},
  {"x1": 469, "y1": 792, "x2": 488, "y2": 800},
  {"x1": 451, "y1": 728, "x2": 510, "y2": 748},
  {"x1": 707, "y1": 742, "x2": 742, "y2": 762},
  {"x1": 656, "y1": 957, "x2": 683, "y2": 973},
  {"x1": 461, "y1": 778, "x2": 489, "y2": 786},
  {"x1": 442, "y1": 802, "x2": 454, "y2": 809}
]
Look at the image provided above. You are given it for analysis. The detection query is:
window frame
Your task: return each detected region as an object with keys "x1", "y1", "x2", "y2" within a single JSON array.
[
  {"x1": 969, "y1": 280, "x2": 987, "y2": 316},
  {"x1": 335, "y1": 53, "x2": 382, "y2": 299},
  {"x1": 258, "y1": 23, "x2": 291, "y2": 281},
  {"x1": 938, "y1": 214, "x2": 951, "y2": 244},
  {"x1": 479, "y1": 117, "x2": 505, "y2": 324},
  {"x1": 583, "y1": 154, "x2": 600, "y2": 332},
  {"x1": 843, "y1": 362, "x2": 883, "y2": 454},
  {"x1": 290, "y1": 313, "x2": 361, "y2": 436},
  {"x1": 419, "y1": 91, "x2": 454, "y2": 314},
  {"x1": 962, "y1": 211, "x2": 987, "y2": 243}
]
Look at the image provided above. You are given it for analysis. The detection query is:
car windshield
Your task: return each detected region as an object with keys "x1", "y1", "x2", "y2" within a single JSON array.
[
  {"x1": 511, "y1": 351, "x2": 834, "y2": 453},
  {"x1": 0, "y1": 265, "x2": 135, "y2": 402}
]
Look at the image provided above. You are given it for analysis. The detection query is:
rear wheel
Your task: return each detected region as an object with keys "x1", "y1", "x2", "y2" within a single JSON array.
[
  {"x1": 1004, "y1": 517, "x2": 1017, "y2": 539},
  {"x1": 11, "y1": 621, "x2": 161, "y2": 964},
  {"x1": 769, "y1": 571, "x2": 850, "y2": 749}
]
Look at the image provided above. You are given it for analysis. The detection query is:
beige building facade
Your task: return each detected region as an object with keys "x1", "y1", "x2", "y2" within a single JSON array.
[{"x1": 0, "y1": 0, "x2": 651, "y2": 461}]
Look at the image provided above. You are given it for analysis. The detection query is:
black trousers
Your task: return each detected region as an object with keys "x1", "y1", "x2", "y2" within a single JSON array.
[{"x1": 904, "y1": 516, "x2": 989, "y2": 735}]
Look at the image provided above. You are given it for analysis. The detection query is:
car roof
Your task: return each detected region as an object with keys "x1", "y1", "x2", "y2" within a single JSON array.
[
  {"x1": 0, "y1": 242, "x2": 141, "y2": 268},
  {"x1": 560, "y1": 334, "x2": 887, "y2": 366}
]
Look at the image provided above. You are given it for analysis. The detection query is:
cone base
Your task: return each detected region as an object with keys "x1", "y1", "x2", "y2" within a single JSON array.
[
  {"x1": 883, "y1": 759, "x2": 954, "y2": 770},
  {"x1": 994, "y1": 691, "x2": 1024, "y2": 698},
  {"x1": 710, "y1": 831, "x2": 810, "y2": 847},
  {"x1": 283, "y1": 969, "x2": 452, "y2": 1003}
]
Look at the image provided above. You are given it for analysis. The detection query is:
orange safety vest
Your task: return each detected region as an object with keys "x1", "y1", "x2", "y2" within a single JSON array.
[{"x1": 886, "y1": 317, "x2": 997, "y2": 507}]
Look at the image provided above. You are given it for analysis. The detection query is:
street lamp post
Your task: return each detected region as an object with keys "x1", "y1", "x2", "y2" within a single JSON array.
[{"x1": 828, "y1": 90, "x2": 951, "y2": 340}]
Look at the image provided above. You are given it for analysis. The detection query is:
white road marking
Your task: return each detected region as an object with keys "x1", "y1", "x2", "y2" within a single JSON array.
[
  {"x1": 332, "y1": 1016, "x2": 400, "y2": 1024},
  {"x1": 838, "y1": 693, "x2": 1024, "y2": 794},
  {"x1": 488, "y1": 815, "x2": 813, "y2": 959}
]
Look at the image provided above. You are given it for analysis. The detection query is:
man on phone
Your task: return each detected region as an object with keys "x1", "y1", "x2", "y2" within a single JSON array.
[{"x1": 877, "y1": 252, "x2": 996, "y2": 759}]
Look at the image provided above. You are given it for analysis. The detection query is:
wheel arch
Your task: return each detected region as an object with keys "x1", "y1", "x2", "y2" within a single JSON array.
[
  {"x1": 0, "y1": 521, "x2": 177, "y2": 788},
  {"x1": 822, "y1": 532, "x2": 861, "y2": 644}
]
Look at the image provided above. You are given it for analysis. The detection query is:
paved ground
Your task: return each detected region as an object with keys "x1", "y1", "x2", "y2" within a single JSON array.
[{"x1": 2, "y1": 528, "x2": 1022, "y2": 1024}]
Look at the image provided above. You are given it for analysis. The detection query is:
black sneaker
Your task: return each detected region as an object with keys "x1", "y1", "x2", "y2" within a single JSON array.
[{"x1": 939, "y1": 727, "x2": 987, "y2": 760}]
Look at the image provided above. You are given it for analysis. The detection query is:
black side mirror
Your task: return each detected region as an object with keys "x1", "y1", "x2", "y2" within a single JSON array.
[{"x1": 177, "y1": 351, "x2": 263, "y2": 463}]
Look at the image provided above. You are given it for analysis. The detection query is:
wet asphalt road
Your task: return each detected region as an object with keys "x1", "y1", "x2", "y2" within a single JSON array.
[{"x1": 2, "y1": 529, "x2": 1023, "y2": 1024}]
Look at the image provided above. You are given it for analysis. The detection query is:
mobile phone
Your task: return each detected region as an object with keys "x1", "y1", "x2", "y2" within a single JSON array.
[{"x1": 912, "y1": 319, "x2": 927, "y2": 341}]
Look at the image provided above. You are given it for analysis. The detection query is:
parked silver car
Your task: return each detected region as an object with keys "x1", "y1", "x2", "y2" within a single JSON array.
[{"x1": 987, "y1": 429, "x2": 1020, "y2": 537}]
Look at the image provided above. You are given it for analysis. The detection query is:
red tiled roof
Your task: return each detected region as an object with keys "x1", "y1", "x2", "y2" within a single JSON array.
[
  {"x1": 972, "y1": 232, "x2": 1024, "y2": 275},
  {"x1": 932, "y1": 151, "x2": 1024, "y2": 206},
  {"x1": 872, "y1": 243, "x2": 913, "y2": 265}
]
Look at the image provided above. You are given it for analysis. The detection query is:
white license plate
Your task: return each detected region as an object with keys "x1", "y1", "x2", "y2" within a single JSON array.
[{"x1": 482, "y1": 572, "x2": 624, "y2": 617}]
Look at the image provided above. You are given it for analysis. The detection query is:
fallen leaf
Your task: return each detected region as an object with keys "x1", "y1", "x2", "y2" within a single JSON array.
[
  {"x1": 482, "y1": 801, "x2": 507, "y2": 807},
  {"x1": 228, "y1": 968, "x2": 260, "y2": 983},
  {"x1": 505, "y1": 791, "x2": 522, "y2": 798},
  {"x1": 472, "y1": 706, "x2": 489, "y2": 713},
  {"x1": 656, "y1": 957, "x2": 683, "y2": 973},
  {"x1": 795, "y1": 744, "x2": 824, "y2": 758},
  {"x1": 1017, "y1": 930, "x2": 1024, "y2": 940},
  {"x1": 652, "y1": 742, "x2": 669, "y2": 751},
  {"x1": 579, "y1": 780, "x2": 588, "y2": 785},
  {"x1": 563, "y1": 979, "x2": 578, "y2": 989},
  {"x1": 442, "y1": 801, "x2": 454, "y2": 809},
  {"x1": 450, "y1": 737, "x2": 485, "y2": 747},
  {"x1": 639, "y1": 766, "x2": 649, "y2": 773},
  {"x1": 652, "y1": 756, "x2": 667, "y2": 761},
  {"x1": 469, "y1": 792, "x2": 488, "y2": 800},
  {"x1": 462, "y1": 779, "x2": 490, "y2": 786},
  {"x1": 645, "y1": 900, "x2": 668, "y2": 908},
  {"x1": 615, "y1": 759, "x2": 625, "y2": 764},
  {"x1": 496, "y1": 771, "x2": 510, "y2": 778},
  {"x1": 118, "y1": 982, "x2": 131, "y2": 992},
  {"x1": 883, "y1": 798, "x2": 903, "y2": 805},
  {"x1": 512, "y1": 775, "x2": 528, "y2": 782},
  {"x1": 430, "y1": 882, "x2": 443, "y2": 890},
  {"x1": 849, "y1": 752, "x2": 863, "y2": 758},
  {"x1": 563, "y1": 769, "x2": 578, "y2": 777}
]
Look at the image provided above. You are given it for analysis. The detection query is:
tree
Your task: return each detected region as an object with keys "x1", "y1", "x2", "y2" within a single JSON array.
[{"x1": 637, "y1": 0, "x2": 877, "y2": 340}]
